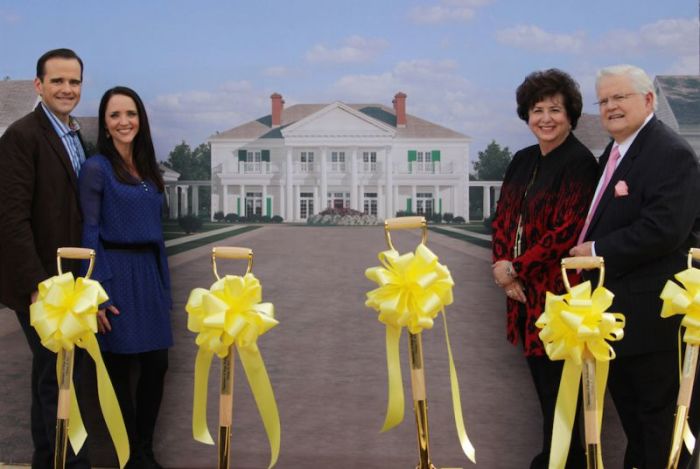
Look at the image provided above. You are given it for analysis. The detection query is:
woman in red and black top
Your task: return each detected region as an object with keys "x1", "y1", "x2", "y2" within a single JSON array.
[{"x1": 491, "y1": 69, "x2": 598, "y2": 469}]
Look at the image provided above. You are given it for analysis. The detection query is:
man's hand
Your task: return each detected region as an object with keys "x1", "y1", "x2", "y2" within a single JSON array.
[
  {"x1": 97, "y1": 305, "x2": 120, "y2": 334},
  {"x1": 569, "y1": 241, "x2": 593, "y2": 258},
  {"x1": 30, "y1": 290, "x2": 38, "y2": 304}
]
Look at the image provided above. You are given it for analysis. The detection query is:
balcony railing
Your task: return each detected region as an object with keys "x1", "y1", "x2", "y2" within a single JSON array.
[
  {"x1": 395, "y1": 161, "x2": 454, "y2": 175},
  {"x1": 225, "y1": 161, "x2": 273, "y2": 175}
]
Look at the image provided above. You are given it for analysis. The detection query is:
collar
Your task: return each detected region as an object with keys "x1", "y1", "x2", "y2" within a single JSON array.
[
  {"x1": 40, "y1": 102, "x2": 81, "y2": 137},
  {"x1": 615, "y1": 113, "x2": 653, "y2": 158}
]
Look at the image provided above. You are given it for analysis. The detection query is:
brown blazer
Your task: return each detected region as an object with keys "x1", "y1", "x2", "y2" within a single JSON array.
[{"x1": 0, "y1": 104, "x2": 83, "y2": 312}]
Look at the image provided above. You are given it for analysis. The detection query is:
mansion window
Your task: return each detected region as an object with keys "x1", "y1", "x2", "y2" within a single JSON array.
[
  {"x1": 416, "y1": 192, "x2": 434, "y2": 216},
  {"x1": 246, "y1": 151, "x2": 261, "y2": 172},
  {"x1": 363, "y1": 192, "x2": 378, "y2": 216},
  {"x1": 300, "y1": 151, "x2": 315, "y2": 172},
  {"x1": 299, "y1": 192, "x2": 314, "y2": 219},
  {"x1": 246, "y1": 192, "x2": 263, "y2": 217},
  {"x1": 330, "y1": 151, "x2": 346, "y2": 172},
  {"x1": 362, "y1": 151, "x2": 377, "y2": 172}
]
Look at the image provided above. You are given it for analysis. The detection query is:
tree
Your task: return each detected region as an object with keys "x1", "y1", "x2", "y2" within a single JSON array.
[
  {"x1": 165, "y1": 141, "x2": 211, "y2": 180},
  {"x1": 473, "y1": 140, "x2": 512, "y2": 181}
]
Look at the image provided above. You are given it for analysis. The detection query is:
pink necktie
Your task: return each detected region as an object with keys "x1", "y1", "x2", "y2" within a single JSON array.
[{"x1": 577, "y1": 144, "x2": 621, "y2": 244}]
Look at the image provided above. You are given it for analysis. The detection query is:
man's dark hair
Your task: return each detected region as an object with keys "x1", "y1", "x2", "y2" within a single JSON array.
[
  {"x1": 36, "y1": 48, "x2": 84, "y2": 81},
  {"x1": 516, "y1": 68, "x2": 583, "y2": 129}
]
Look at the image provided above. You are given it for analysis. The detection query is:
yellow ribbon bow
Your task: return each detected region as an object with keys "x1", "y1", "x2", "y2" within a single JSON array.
[
  {"x1": 29, "y1": 272, "x2": 130, "y2": 468},
  {"x1": 536, "y1": 281, "x2": 625, "y2": 469},
  {"x1": 365, "y1": 243, "x2": 476, "y2": 463},
  {"x1": 661, "y1": 267, "x2": 700, "y2": 345},
  {"x1": 186, "y1": 273, "x2": 280, "y2": 468}
]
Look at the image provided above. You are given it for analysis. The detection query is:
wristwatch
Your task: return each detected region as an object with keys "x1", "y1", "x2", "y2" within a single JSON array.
[{"x1": 505, "y1": 263, "x2": 517, "y2": 280}]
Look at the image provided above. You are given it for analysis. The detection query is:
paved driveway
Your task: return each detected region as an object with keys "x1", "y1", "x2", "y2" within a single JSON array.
[{"x1": 0, "y1": 225, "x2": 625, "y2": 468}]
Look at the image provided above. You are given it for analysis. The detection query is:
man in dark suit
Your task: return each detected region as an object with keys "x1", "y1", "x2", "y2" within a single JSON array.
[
  {"x1": 0, "y1": 48, "x2": 89, "y2": 468},
  {"x1": 570, "y1": 64, "x2": 700, "y2": 468}
]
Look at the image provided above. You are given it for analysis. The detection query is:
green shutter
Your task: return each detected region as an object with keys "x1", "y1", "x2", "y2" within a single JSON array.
[
  {"x1": 266, "y1": 197, "x2": 272, "y2": 216},
  {"x1": 407, "y1": 198, "x2": 412, "y2": 212},
  {"x1": 408, "y1": 150, "x2": 417, "y2": 162},
  {"x1": 439, "y1": 198, "x2": 442, "y2": 214},
  {"x1": 236, "y1": 197, "x2": 241, "y2": 215},
  {"x1": 238, "y1": 150, "x2": 247, "y2": 161},
  {"x1": 261, "y1": 150, "x2": 270, "y2": 162},
  {"x1": 432, "y1": 150, "x2": 440, "y2": 161}
]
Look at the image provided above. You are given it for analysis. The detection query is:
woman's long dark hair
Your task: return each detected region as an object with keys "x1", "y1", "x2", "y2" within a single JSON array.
[{"x1": 97, "y1": 86, "x2": 164, "y2": 192}]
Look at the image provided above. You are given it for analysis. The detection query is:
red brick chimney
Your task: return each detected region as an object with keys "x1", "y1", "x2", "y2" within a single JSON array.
[
  {"x1": 393, "y1": 92, "x2": 407, "y2": 128},
  {"x1": 271, "y1": 93, "x2": 284, "y2": 127}
]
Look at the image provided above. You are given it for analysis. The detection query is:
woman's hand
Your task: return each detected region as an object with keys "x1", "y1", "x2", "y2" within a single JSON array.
[
  {"x1": 97, "y1": 305, "x2": 120, "y2": 334},
  {"x1": 503, "y1": 279, "x2": 527, "y2": 303},
  {"x1": 492, "y1": 260, "x2": 517, "y2": 287}
]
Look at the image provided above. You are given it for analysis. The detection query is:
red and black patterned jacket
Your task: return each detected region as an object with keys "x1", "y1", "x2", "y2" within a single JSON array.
[{"x1": 492, "y1": 133, "x2": 599, "y2": 356}]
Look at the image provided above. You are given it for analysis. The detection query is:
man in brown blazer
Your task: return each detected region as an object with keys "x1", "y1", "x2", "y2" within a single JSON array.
[{"x1": 0, "y1": 48, "x2": 89, "y2": 468}]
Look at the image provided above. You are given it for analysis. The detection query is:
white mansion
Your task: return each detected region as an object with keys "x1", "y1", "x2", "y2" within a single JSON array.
[{"x1": 209, "y1": 93, "x2": 471, "y2": 222}]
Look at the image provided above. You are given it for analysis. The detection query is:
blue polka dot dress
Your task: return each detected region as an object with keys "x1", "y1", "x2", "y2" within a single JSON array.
[{"x1": 79, "y1": 154, "x2": 172, "y2": 354}]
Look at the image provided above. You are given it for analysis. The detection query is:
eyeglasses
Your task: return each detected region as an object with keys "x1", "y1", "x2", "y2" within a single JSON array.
[{"x1": 595, "y1": 92, "x2": 641, "y2": 107}]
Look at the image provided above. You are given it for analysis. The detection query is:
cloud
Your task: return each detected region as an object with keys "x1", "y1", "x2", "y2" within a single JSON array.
[
  {"x1": 305, "y1": 35, "x2": 389, "y2": 64},
  {"x1": 147, "y1": 80, "x2": 269, "y2": 157},
  {"x1": 262, "y1": 66, "x2": 291, "y2": 77},
  {"x1": 496, "y1": 25, "x2": 585, "y2": 53},
  {"x1": 0, "y1": 9, "x2": 20, "y2": 23},
  {"x1": 408, "y1": 0, "x2": 492, "y2": 24}
]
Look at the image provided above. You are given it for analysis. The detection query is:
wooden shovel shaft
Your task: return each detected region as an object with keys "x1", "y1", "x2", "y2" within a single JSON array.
[
  {"x1": 666, "y1": 344, "x2": 699, "y2": 469},
  {"x1": 581, "y1": 351, "x2": 600, "y2": 469},
  {"x1": 54, "y1": 348, "x2": 74, "y2": 469},
  {"x1": 409, "y1": 333, "x2": 435, "y2": 469},
  {"x1": 218, "y1": 347, "x2": 234, "y2": 469}
]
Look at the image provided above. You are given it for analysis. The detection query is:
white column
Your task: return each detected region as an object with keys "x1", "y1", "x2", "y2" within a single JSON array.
[
  {"x1": 411, "y1": 185, "x2": 417, "y2": 213},
  {"x1": 384, "y1": 147, "x2": 393, "y2": 217},
  {"x1": 350, "y1": 147, "x2": 358, "y2": 210},
  {"x1": 457, "y1": 179, "x2": 466, "y2": 219},
  {"x1": 222, "y1": 184, "x2": 229, "y2": 216},
  {"x1": 359, "y1": 184, "x2": 364, "y2": 214},
  {"x1": 193, "y1": 186, "x2": 199, "y2": 216},
  {"x1": 483, "y1": 185, "x2": 491, "y2": 219},
  {"x1": 294, "y1": 185, "x2": 299, "y2": 221},
  {"x1": 286, "y1": 148, "x2": 294, "y2": 220},
  {"x1": 465, "y1": 179, "x2": 471, "y2": 223},
  {"x1": 313, "y1": 186, "x2": 319, "y2": 216},
  {"x1": 262, "y1": 184, "x2": 268, "y2": 216},
  {"x1": 320, "y1": 147, "x2": 328, "y2": 211},
  {"x1": 170, "y1": 185, "x2": 179, "y2": 218},
  {"x1": 377, "y1": 183, "x2": 384, "y2": 219},
  {"x1": 181, "y1": 185, "x2": 189, "y2": 215},
  {"x1": 280, "y1": 182, "x2": 286, "y2": 220},
  {"x1": 240, "y1": 184, "x2": 246, "y2": 216},
  {"x1": 434, "y1": 184, "x2": 439, "y2": 215}
]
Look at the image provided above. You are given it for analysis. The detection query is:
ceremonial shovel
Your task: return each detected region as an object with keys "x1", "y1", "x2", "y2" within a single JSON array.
[
  {"x1": 561, "y1": 256, "x2": 606, "y2": 469},
  {"x1": 54, "y1": 247, "x2": 95, "y2": 469},
  {"x1": 211, "y1": 246, "x2": 253, "y2": 469},
  {"x1": 384, "y1": 217, "x2": 462, "y2": 469},
  {"x1": 666, "y1": 247, "x2": 700, "y2": 469}
]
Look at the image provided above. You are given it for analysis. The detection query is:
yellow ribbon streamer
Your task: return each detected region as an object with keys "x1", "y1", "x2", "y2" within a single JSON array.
[
  {"x1": 365, "y1": 244, "x2": 476, "y2": 463},
  {"x1": 536, "y1": 281, "x2": 624, "y2": 469},
  {"x1": 29, "y1": 272, "x2": 130, "y2": 468},
  {"x1": 186, "y1": 273, "x2": 280, "y2": 469},
  {"x1": 661, "y1": 266, "x2": 700, "y2": 454}
]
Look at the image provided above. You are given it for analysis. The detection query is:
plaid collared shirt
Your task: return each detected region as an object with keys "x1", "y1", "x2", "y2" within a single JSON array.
[{"x1": 41, "y1": 102, "x2": 86, "y2": 175}]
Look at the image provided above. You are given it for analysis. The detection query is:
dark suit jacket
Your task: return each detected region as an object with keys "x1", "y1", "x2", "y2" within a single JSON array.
[
  {"x1": 582, "y1": 116, "x2": 700, "y2": 356},
  {"x1": 0, "y1": 104, "x2": 83, "y2": 312}
]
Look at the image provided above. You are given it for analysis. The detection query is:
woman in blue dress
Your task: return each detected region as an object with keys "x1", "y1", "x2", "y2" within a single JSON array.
[{"x1": 79, "y1": 86, "x2": 172, "y2": 469}]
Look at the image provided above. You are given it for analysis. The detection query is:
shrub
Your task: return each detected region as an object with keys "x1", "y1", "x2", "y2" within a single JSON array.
[
  {"x1": 261, "y1": 215, "x2": 272, "y2": 223},
  {"x1": 442, "y1": 212, "x2": 454, "y2": 224},
  {"x1": 213, "y1": 211, "x2": 225, "y2": 222},
  {"x1": 428, "y1": 212, "x2": 443, "y2": 224},
  {"x1": 178, "y1": 215, "x2": 203, "y2": 234},
  {"x1": 224, "y1": 213, "x2": 239, "y2": 223},
  {"x1": 271, "y1": 215, "x2": 284, "y2": 223},
  {"x1": 395, "y1": 210, "x2": 415, "y2": 217},
  {"x1": 453, "y1": 216, "x2": 465, "y2": 224}
]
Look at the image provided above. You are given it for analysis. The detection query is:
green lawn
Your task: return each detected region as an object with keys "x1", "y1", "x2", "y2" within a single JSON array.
[{"x1": 161, "y1": 220, "x2": 233, "y2": 240}]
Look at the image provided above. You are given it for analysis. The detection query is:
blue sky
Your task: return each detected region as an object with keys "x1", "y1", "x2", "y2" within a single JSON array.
[{"x1": 1, "y1": 0, "x2": 698, "y2": 160}]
